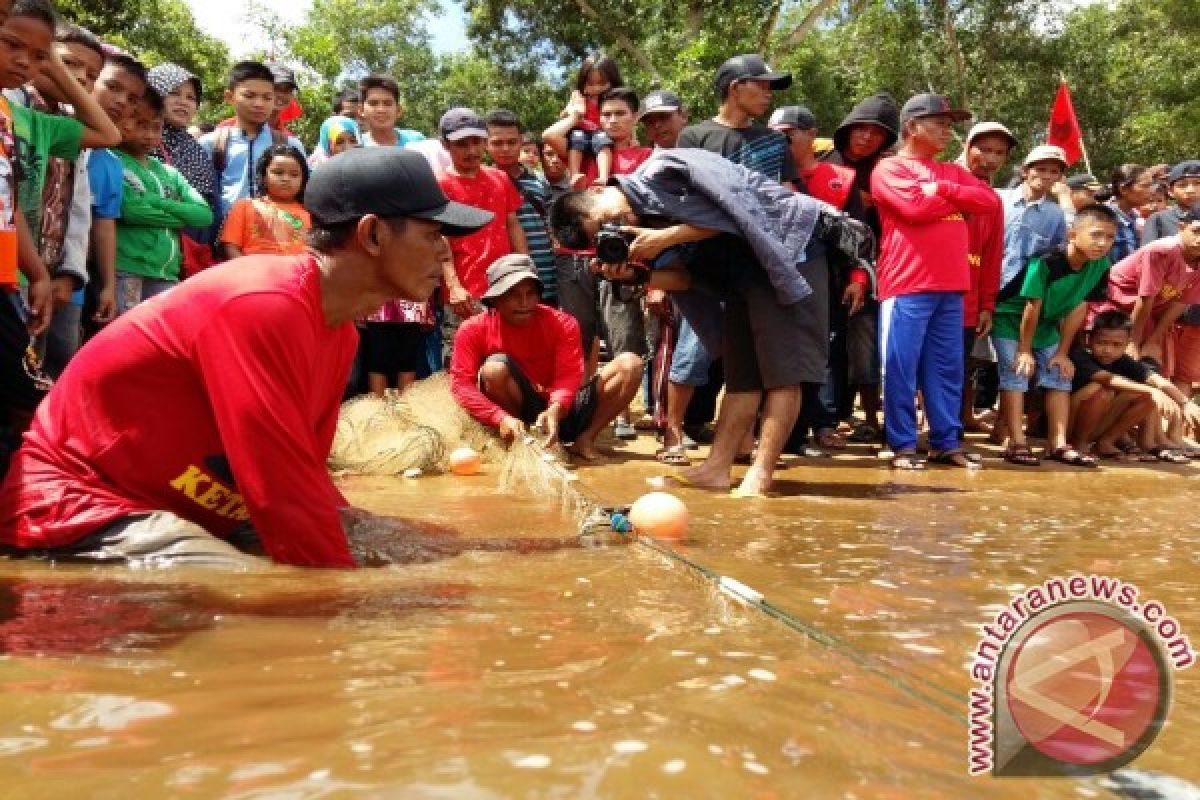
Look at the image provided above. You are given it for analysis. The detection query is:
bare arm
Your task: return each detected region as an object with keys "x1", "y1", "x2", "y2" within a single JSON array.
[
  {"x1": 542, "y1": 112, "x2": 580, "y2": 162},
  {"x1": 44, "y1": 49, "x2": 120, "y2": 149},
  {"x1": 90, "y1": 218, "x2": 118, "y2": 322},
  {"x1": 16, "y1": 211, "x2": 51, "y2": 335},
  {"x1": 506, "y1": 212, "x2": 528, "y2": 254}
]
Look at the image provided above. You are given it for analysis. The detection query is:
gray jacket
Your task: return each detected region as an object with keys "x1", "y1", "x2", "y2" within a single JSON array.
[{"x1": 617, "y1": 148, "x2": 826, "y2": 304}]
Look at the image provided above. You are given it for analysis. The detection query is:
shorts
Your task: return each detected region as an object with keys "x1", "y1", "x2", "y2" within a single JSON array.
[
  {"x1": 668, "y1": 314, "x2": 714, "y2": 386},
  {"x1": 963, "y1": 328, "x2": 977, "y2": 374},
  {"x1": 555, "y1": 252, "x2": 599, "y2": 353},
  {"x1": 847, "y1": 302, "x2": 880, "y2": 384},
  {"x1": 115, "y1": 273, "x2": 175, "y2": 315},
  {"x1": 0, "y1": 511, "x2": 267, "y2": 570},
  {"x1": 1172, "y1": 324, "x2": 1200, "y2": 384},
  {"x1": 1, "y1": 291, "x2": 44, "y2": 415},
  {"x1": 724, "y1": 252, "x2": 829, "y2": 393},
  {"x1": 993, "y1": 337, "x2": 1073, "y2": 393},
  {"x1": 479, "y1": 354, "x2": 599, "y2": 443},
  {"x1": 598, "y1": 279, "x2": 646, "y2": 357},
  {"x1": 568, "y1": 128, "x2": 614, "y2": 155},
  {"x1": 363, "y1": 321, "x2": 425, "y2": 377}
]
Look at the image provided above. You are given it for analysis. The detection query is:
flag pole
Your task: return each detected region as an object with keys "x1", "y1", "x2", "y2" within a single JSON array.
[{"x1": 1059, "y1": 72, "x2": 1094, "y2": 176}]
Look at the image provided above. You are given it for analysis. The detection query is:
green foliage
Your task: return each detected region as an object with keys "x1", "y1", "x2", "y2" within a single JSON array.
[
  {"x1": 57, "y1": 0, "x2": 231, "y2": 115},
  {"x1": 56, "y1": 0, "x2": 1193, "y2": 173}
]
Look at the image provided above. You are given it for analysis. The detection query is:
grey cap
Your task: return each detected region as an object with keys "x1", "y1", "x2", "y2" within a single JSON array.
[
  {"x1": 482, "y1": 254, "x2": 543, "y2": 303},
  {"x1": 268, "y1": 63, "x2": 298, "y2": 90},
  {"x1": 639, "y1": 90, "x2": 683, "y2": 120},
  {"x1": 768, "y1": 105, "x2": 818, "y2": 131}
]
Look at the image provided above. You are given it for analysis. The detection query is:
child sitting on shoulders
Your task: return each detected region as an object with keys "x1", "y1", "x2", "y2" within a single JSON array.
[
  {"x1": 1069, "y1": 310, "x2": 1200, "y2": 462},
  {"x1": 220, "y1": 144, "x2": 310, "y2": 259},
  {"x1": 562, "y1": 53, "x2": 622, "y2": 189}
]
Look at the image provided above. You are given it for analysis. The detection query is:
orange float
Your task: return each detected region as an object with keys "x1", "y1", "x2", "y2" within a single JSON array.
[
  {"x1": 628, "y1": 492, "x2": 689, "y2": 542},
  {"x1": 447, "y1": 446, "x2": 482, "y2": 476}
]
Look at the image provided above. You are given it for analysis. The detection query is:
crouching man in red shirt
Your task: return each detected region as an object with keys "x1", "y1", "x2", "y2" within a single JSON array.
[
  {"x1": 0, "y1": 148, "x2": 492, "y2": 569},
  {"x1": 450, "y1": 254, "x2": 643, "y2": 460}
]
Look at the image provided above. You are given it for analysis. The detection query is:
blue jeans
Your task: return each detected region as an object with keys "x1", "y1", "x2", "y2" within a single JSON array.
[
  {"x1": 879, "y1": 292, "x2": 964, "y2": 452},
  {"x1": 115, "y1": 273, "x2": 175, "y2": 315}
]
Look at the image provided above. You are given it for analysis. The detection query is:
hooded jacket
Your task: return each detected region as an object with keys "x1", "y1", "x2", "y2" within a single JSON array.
[{"x1": 822, "y1": 93, "x2": 900, "y2": 238}]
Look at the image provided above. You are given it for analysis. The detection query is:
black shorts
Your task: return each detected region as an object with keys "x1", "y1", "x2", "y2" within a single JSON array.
[
  {"x1": 723, "y1": 248, "x2": 830, "y2": 393},
  {"x1": 363, "y1": 321, "x2": 425, "y2": 378},
  {"x1": 479, "y1": 354, "x2": 599, "y2": 443},
  {"x1": 0, "y1": 292, "x2": 45, "y2": 416}
]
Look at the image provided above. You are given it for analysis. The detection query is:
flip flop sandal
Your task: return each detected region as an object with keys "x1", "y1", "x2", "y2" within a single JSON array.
[
  {"x1": 815, "y1": 430, "x2": 848, "y2": 450},
  {"x1": 1149, "y1": 447, "x2": 1191, "y2": 465},
  {"x1": 927, "y1": 449, "x2": 983, "y2": 468},
  {"x1": 848, "y1": 424, "x2": 879, "y2": 443},
  {"x1": 1003, "y1": 445, "x2": 1041, "y2": 466},
  {"x1": 1049, "y1": 446, "x2": 1098, "y2": 467},
  {"x1": 890, "y1": 451, "x2": 925, "y2": 470},
  {"x1": 613, "y1": 421, "x2": 638, "y2": 440},
  {"x1": 654, "y1": 445, "x2": 691, "y2": 466}
]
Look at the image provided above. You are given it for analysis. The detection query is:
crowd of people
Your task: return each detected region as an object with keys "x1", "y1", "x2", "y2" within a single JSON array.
[{"x1": 0, "y1": 0, "x2": 1197, "y2": 568}]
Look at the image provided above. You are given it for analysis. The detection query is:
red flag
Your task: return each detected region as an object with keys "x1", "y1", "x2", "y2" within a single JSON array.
[
  {"x1": 1046, "y1": 81, "x2": 1083, "y2": 166},
  {"x1": 278, "y1": 98, "x2": 304, "y2": 126}
]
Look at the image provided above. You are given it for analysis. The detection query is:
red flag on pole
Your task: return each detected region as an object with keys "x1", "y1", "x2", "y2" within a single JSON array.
[{"x1": 1047, "y1": 81, "x2": 1083, "y2": 166}]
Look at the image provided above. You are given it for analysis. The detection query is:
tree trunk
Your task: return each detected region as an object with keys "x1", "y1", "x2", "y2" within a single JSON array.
[
  {"x1": 759, "y1": 0, "x2": 783, "y2": 58},
  {"x1": 777, "y1": 0, "x2": 839, "y2": 52}
]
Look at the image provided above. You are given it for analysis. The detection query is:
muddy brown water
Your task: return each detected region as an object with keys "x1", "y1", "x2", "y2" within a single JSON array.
[{"x1": 0, "y1": 439, "x2": 1196, "y2": 798}]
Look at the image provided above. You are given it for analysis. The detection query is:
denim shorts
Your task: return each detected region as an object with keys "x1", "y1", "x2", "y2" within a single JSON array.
[
  {"x1": 668, "y1": 315, "x2": 714, "y2": 386},
  {"x1": 993, "y1": 337, "x2": 1073, "y2": 392}
]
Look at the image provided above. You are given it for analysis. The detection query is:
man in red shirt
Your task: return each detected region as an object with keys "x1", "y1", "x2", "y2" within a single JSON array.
[
  {"x1": 0, "y1": 148, "x2": 493, "y2": 568},
  {"x1": 450, "y1": 254, "x2": 643, "y2": 460},
  {"x1": 957, "y1": 121, "x2": 1014, "y2": 434},
  {"x1": 437, "y1": 107, "x2": 528, "y2": 361},
  {"x1": 871, "y1": 93, "x2": 1001, "y2": 468}
]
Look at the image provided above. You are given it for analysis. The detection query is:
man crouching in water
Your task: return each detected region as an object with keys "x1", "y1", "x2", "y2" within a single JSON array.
[
  {"x1": 0, "y1": 148, "x2": 501, "y2": 569},
  {"x1": 450, "y1": 254, "x2": 643, "y2": 461}
]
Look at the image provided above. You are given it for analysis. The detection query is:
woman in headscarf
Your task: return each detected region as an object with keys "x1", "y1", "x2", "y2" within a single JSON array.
[
  {"x1": 310, "y1": 115, "x2": 361, "y2": 168},
  {"x1": 147, "y1": 64, "x2": 217, "y2": 210}
]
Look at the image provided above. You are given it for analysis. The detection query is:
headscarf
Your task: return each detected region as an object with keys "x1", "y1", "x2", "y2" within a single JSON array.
[
  {"x1": 317, "y1": 115, "x2": 361, "y2": 160},
  {"x1": 147, "y1": 63, "x2": 215, "y2": 201}
]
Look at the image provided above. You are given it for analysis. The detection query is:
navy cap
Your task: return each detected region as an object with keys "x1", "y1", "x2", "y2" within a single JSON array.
[
  {"x1": 900, "y1": 93, "x2": 972, "y2": 126},
  {"x1": 1167, "y1": 160, "x2": 1200, "y2": 185},
  {"x1": 304, "y1": 147, "x2": 493, "y2": 236},
  {"x1": 1066, "y1": 173, "x2": 1102, "y2": 191},
  {"x1": 768, "y1": 105, "x2": 818, "y2": 131},
  {"x1": 438, "y1": 107, "x2": 487, "y2": 141},
  {"x1": 714, "y1": 54, "x2": 792, "y2": 95},
  {"x1": 639, "y1": 90, "x2": 683, "y2": 120}
]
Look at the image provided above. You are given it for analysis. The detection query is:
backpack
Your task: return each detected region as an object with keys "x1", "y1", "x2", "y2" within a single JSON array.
[{"x1": 211, "y1": 126, "x2": 289, "y2": 178}]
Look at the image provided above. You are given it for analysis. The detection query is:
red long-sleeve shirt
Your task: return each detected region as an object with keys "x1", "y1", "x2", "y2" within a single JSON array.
[
  {"x1": 963, "y1": 195, "x2": 1004, "y2": 328},
  {"x1": 0, "y1": 254, "x2": 358, "y2": 568},
  {"x1": 450, "y1": 305, "x2": 584, "y2": 429},
  {"x1": 871, "y1": 155, "x2": 1001, "y2": 301}
]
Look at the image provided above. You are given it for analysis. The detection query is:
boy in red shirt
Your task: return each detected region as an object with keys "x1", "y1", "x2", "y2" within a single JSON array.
[
  {"x1": 450, "y1": 254, "x2": 642, "y2": 460},
  {"x1": 436, "y1": 107, "x2": 527, "y2": 359},
  {"x1": 0, "y1": 148, "x2": 493, "y2": 568},
  {"x1": 871, "y1": 93, "x2": 1001, "y2": 468}
]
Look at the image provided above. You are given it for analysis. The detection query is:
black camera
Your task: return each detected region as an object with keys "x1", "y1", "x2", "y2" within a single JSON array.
[{"x1": 594, "y1": 223, "x2": 635, "y2": 264}]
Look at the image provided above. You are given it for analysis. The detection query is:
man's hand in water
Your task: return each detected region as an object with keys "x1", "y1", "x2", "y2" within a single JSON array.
[
  {"x1": 498, "y1": 415, "x2": 525, "y2": 443},
  {"x1": 534, "y1": 403, "x2": 563, "y2": 447}
]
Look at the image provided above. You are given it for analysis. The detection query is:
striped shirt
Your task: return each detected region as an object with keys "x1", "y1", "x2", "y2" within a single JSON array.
[
  {"x1": 676, "y1": 120, "x2": 795, "y2": 183},
  {"x1": 510, "y1": 167, "x2": 557, "y2": 302}
]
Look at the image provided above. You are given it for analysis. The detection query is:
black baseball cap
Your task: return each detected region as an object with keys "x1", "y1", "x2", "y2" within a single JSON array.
[
  {"x1": 1066, "y1": 173, "x2": 1103, "y2": 191},
  {"x1": 899, "y1": 93, "x2": 972, "y2": 125},
  {"x1": 1167, "y1": 160, "x2": 1200, "y2": 185},
  {"x1": 714, "y1": 54, "x2": 792, "y2": 95},
  {"x1": 639, "y1": 90, "x2": 683, "y2": 120},
  {"x1": 768, "y1": 105, "x2": 817, "y2": 131},
  {"x1": 268, "y1": 63, "x2": 298, "y2": 90},
  {"x1": 304, "y1": 147, "x2": 493, "y2": 236},
  {"x1": 439, "y1": 107, "x2": 488, "y2": 141}
]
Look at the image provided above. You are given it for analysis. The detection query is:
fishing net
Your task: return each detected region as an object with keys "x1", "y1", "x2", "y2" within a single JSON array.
[{"x1": 329, "y1": 374, "x2": 606, "y2": 533}]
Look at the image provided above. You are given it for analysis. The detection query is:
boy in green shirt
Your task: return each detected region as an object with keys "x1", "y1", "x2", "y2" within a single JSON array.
[
  {"x1": 114, "y1": 88, "x2": 212, "y2": 314},
  {"x1": 991, "y1": 204, "x2": 1118, "y2": 466}
]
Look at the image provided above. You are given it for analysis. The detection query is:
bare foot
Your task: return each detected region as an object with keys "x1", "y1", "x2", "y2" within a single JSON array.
[
  {"x1": 734, "y1": 466, "x2": 772, "y2": 496},
  {"x1": 675, "y1": 463, "x2": 732, "y2": 491},
  {"x1": 568, "y1": 438, "x2": 605, "y2": 462}
]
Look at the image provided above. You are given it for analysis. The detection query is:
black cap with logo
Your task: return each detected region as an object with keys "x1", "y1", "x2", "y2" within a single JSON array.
[
  {"x1": 768, "y1": 105, "x2": 818, "y2": 131},
  {"x1": 639, "y1": 90, "x2": 683, "y2": 120},
  {"x1": 304, "y1": 147, "x2": 493, "y2": 236},
  {"x1": 899, "y1": 93, "x2": 972, "y2": 126},
  {"x1": 714, "y1": 54, "x2": 792, "y2": 95}
]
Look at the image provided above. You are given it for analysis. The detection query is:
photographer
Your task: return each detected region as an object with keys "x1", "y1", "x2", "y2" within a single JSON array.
[{"x1": 549, "y1": 148, "x2": 873, "y2": 496}]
